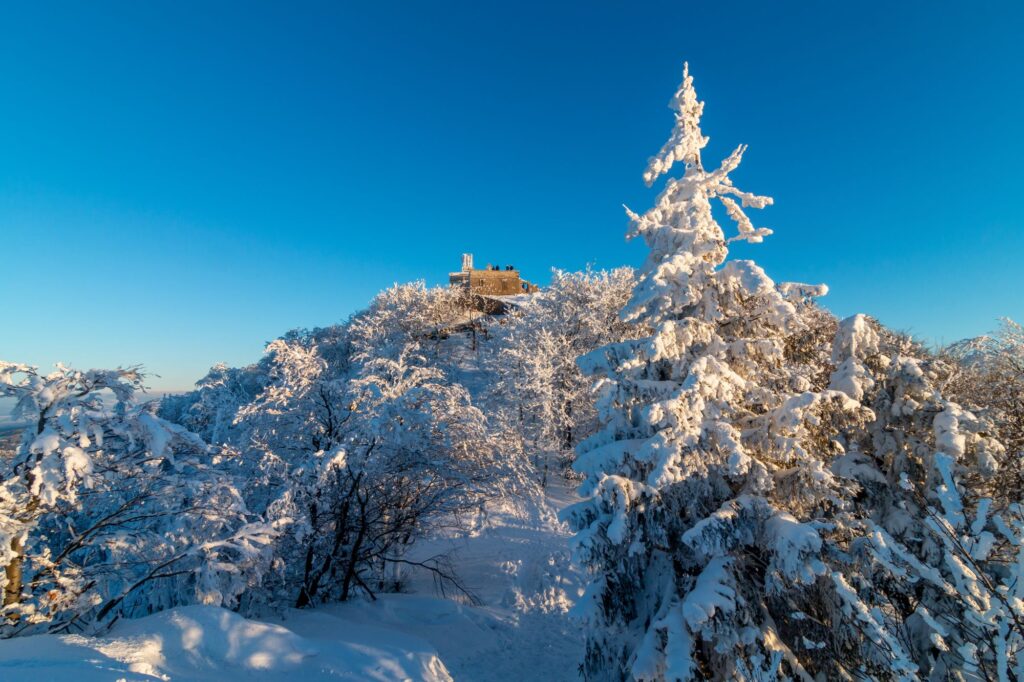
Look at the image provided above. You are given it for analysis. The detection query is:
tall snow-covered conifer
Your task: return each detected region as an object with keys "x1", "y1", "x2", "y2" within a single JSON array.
[{"x1": 566, "y1": 64, "x2": 873, "y2": 680}]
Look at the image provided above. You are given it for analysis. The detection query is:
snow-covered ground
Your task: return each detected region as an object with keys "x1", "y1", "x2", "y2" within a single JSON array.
[
  {"x1": 0, "y1": 605, "x2": 442, "y2": 681},
  {"x1": 0, "y1": 482, "x2": 583, "y2": 681}
]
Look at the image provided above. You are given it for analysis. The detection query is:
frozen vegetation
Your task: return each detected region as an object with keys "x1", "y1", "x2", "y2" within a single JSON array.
[{"x1": 1, "y1": 65, "x2": 1022, "y2": 680}]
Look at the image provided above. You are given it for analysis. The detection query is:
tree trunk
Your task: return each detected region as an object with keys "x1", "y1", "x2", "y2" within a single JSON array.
[
  {"x1": 340, "y1": 495, "x2": 369, "y2": 601},
  {"x1": 4, "y1": 498, "x2": 38, "y2": 612},
  {"x1": 6, "y1": 416, "x2": 47, "y2": 612},
  {"x1": 295, "y1": 500, "x2": 320, "y2": 608},
  {"x1": 3, "y1": 535, "x2": 23, "y2": 608}
]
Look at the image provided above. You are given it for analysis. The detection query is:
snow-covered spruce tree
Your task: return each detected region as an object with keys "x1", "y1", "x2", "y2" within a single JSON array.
[
  {"x1": 827, "y1": 315, "x2": 1024, "y2": 679},
  {"x1": 565, "y1": 65, "x2": 876, "y2": 679},
  {"x1": 0, "y1": 362, "x2": 273, "y2": 635}
]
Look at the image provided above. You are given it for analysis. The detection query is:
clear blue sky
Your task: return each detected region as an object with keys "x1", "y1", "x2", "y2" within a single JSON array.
[{"x1": 2, "y1": 2, "x2": 1022, "y2": 391}]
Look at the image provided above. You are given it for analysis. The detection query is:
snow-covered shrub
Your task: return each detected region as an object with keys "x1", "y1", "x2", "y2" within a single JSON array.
[
  {"x1": 0, "y1": 362, "x2": 271, "y2": 635},
  {"x1": 348, "y1": 281, "x2": 471, "y2": 364},
  {"x1": 159, "y1": 361, "x2": 270, "y2": 446},
  {"x1": 226, "y1": 324, "x2": 505, "y2": 607},
  {"x1": 944, "y1": 318, "x2": 1024, "y2": 493},
  {"x1": 825, "y1": 316, "x2": 1024, "y2": 679},
  {"x1": 488, "y1": 267, "x2": 639, "y2": 479}
]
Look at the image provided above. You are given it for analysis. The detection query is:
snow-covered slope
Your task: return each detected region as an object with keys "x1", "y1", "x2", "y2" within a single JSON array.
[
  {"x1": 0, "y1": 485, "x2": 583, "y2": 681},
  {"x1": 0, "y1": 605, "x2": 449, "y2": 681},
  {"x1": 339, "y1": 479, "x2": 584, "y2": 681}
]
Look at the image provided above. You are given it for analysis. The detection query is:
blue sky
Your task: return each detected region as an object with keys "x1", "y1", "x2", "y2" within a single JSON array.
[{"x1": 2, "y1": 2, "x2": 1022, "y2": 391}]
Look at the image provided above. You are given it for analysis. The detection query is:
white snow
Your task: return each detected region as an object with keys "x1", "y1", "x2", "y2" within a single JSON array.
[
  {"x1": 0, "y1": 604, "x2": 452, "y2": 681},
  {"x1": 0, "y1": 483, "x2": 584, "y2": 681},
  {"x1": 0, "y1": 606, "x2": 320, "y2": 682}
]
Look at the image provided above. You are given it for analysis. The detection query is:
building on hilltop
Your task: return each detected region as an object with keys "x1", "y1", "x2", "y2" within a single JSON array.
[
  {"x1": 428, "y1": 253, "x2": 538, "y2": 347},
  {"x1": 448, "y1": 253, "x2": 538, "y2": 297},
  {"x1": 445, "y1": 253, "x2": 537, "y2": 323}
]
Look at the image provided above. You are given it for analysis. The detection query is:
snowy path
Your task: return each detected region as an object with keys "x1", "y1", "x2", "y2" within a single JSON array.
[{"x1": 309, "y1": 479, "x2": 585, "y2": 680}]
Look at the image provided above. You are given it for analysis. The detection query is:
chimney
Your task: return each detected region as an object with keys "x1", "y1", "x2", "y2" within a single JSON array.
[{"x1": 461, "y1": 253, "x2": 473, "y2": 271}]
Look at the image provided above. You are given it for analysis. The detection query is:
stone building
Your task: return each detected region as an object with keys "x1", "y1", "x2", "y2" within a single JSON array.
[{"x1": 448, "y1": 253, "x2": 537, "y2": 296}]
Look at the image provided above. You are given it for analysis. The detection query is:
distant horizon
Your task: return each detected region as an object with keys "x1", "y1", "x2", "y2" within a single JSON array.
[
  {"x1": 1, "y1": 264, "x2": 1011, "y2": 399},
  {"x1": 0, "y1": 390, "x2": 180, "y2": 427},
  {"x1": 4, "y1": 2, "x2": 1022, "y2": 391}
]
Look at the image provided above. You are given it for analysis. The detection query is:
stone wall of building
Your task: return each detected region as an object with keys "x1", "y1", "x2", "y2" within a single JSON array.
[{"x1": 449, "y1": 253, "x2": 536, "y2": 296}]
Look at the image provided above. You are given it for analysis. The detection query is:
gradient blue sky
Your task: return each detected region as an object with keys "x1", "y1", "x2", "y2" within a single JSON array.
[{"x1": 2, "y1": 2, "x2": 1022, "y2": 391}]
